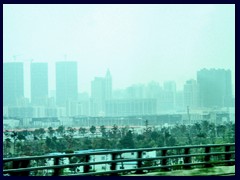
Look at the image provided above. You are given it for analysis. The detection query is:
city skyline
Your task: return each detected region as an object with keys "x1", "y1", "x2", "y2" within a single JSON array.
[
  {"x1": 3, "y1": 61, "x2": 234, "y2": 102},
  {"x1": 3, "y1": 62, "x2": 234, "y2": 118},
  {"x1": 3, "y1": 4, "x2": 235, "y2": 97}
]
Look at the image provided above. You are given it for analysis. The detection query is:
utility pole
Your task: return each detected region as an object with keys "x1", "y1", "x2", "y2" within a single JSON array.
[
  {"x1": 145, "y1": 119, "x2": 148, "y2": 129},
  {"x1": 187, "y1": 106, "x2": 191, "y2": 124}
]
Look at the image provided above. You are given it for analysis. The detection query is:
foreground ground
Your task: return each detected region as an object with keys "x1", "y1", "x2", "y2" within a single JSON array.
[{"x1": 123, "y1": 165, "x2": 235, "y2": 176}]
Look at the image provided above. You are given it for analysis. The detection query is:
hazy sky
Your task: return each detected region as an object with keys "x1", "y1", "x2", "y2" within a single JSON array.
[{"x1": 3, "y1": 4, "x2": 235, "y2": 98}]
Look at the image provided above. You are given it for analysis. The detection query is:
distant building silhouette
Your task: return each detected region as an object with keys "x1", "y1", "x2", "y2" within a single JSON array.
[
  {"x1": 197, "y1": 68, "x2": 233, "y2": 108},
  {"x1": 105, "y1": 69, "x2": 112, "y2": 100},
  {"x1": 91, "y1": 69, "x2": 112, "y2": 116},
  {"x1": 56, "y1": 61, "x2": 78, "y2": 106},
  {"x1": 158, "y1": 81, "x2": 177, "y2": 112},
  {"x1": 125, "y1": 84, "x2": 145, "y2": 99},
  {"x1": 105, "y1": 98, "x2": 157, "y2": 116},
  {"x1": 3, "y1": 62, "x2": 24, "y2": 106},
  {"x1": 183, "y1": 79, "x2": 199, "y2": 109},
  {"x1": 31, "y1": 62, "x2": 48, "y2": 106}
]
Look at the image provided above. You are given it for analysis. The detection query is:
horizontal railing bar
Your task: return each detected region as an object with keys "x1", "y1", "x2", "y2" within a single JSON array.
[
  {"x1": 3, "y1": 151, "x2": 235, "y2": 173},
  {"x1": 3, "y1": 150, "x2": 235, "y2": 171},
  {"x1": 3, "y1": 156, "x2": 235, "y2": 174},
  {"x1": 3, "y1": 143, "x2": 235, "y2": 162},
  {"x1": 3, "y1": 143, "x2": 235, "y2": 176}
]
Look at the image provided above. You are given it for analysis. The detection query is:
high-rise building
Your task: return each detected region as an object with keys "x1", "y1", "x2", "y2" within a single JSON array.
[
  {"x1": 126, "y1": 84, "x2": 145, "y2": 99},
  {"x1": 3, "y1": 62, "x2": 24, "y2": 106},
  {"x1": 197, "y1": 68, "x2": 233, "y2": 108},
  {"x1": 158, "y1": 81, "x2": 176, "y2": 112},
  {"x1": 90, "y1": 69, "x2": 112, "y2": 116},
  {"x1": 105, "y1": 69, "x2": 112, "y2": 100},
  {"x1": 91, "y1": 77, "x2": 106, "y2": 101},
  {"x1": 183, "y1": 79, "x2": 199, "y2": 109},
  {"x1": 56, "y1": 61, "x2": 78, "y2": 106},
  {"x1": 175, "y1": 91, "x2": 184, "y2": 111},
  {"x1": 145, "y1": 81, "x2": 161, "y2": 99},
  {"x1": 31, "y1": 63, "x2": 48, "y2": 106}
]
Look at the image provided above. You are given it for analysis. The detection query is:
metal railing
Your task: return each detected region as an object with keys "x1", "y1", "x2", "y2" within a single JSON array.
[{"x1": 3, "y1": 143, "x2": 235, "y2": 176}]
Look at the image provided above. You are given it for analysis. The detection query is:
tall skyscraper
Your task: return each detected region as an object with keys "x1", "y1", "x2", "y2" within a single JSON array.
[
  {"x1": 183, "y1": 79, "x2": 199, "y2": 109},
  {"x1": 91, "y1": 77, "x2": 106, "y2": 100},
  {"x1": 3, "y1": 62, "x2": 24, "y2": 106},
  {"x1": 197, "y1": 68, "x2": 233, "y2": 108},
  {"x1": 31, "y1": 62, "x2": 48, "y2": 106},
  {"x1": 90, "y1": 69, "x2": 112, "y2": 115},
  {"x1": 56, "y1": 61, "x2": 78, "y2": 106},
  {"x1": 105, "y1": 69, "x2": 112, "y2": 100},
  {"x1": 91, "y1": 69, "x2": 112, "y2": 100}
]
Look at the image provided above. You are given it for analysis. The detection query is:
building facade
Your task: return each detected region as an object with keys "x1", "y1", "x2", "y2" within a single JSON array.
[
  {"x1": 91, "y1": 69, "x2": 112, "y2": 116},
  {"x1": 105, "y1": 98, "x2": 157, "y2": 117},
  {"x1": 158, "y1": 81, "x2": 177, "y2": 112},
  {"x1": 197, "y1": 68, "x2": 233, "y2": 108},
  {"x1": 183, "y1": 79, "x2": 199, "y2": 109},
  {"x1": 31, "y1": 62, "x2": 48, "y2": 106},
  {"x1": 3, "y1": 62, "x2": 24, "y2": 106},
  {"x1": 56, "y1": 61, "x2": 78, "y2": 106}
]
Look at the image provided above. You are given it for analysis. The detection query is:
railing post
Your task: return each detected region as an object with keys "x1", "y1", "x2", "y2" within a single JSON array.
[
  {"x1": 183, "y1": 148, "x2": 191, "y2": 169},
  {"x1": 83, "y1": 155, "x2": 90, "y2": 173},
  {"x1": 161, "y1": 149, "x2": 169, "y2": 171},
  {"x1": 136, "y1": 151, "x2": 144, "y2": 174},
  {"x1": 53, "y1": 157, "x2": 61, "y2": 176},
  {"x1": 204, "y1": 146, "x2": 212, "y2": 168},
  {"x1": 110, "y1": 153, "x2": 118, "y2": 176},
  {"x1": 225, "y1": 145, "x2": 232, "y2": 166},
  {"x1": 11, "y1": 159, "x2": 30, "y2": 176}
]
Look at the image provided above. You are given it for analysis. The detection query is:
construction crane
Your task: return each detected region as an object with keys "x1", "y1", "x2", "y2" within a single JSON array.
[{"x1": 13, "y1": 54, "x2": 22, "y2": 61}]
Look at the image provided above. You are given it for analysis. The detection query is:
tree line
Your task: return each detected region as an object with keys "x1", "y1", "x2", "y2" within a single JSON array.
[{"x1": 3, "y1": 120, "x2": 235, "y2": 158}]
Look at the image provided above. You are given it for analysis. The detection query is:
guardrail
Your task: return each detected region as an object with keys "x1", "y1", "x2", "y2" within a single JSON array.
[{"x1": 3, "y1": 143, "x2": 235, "y2": 176}]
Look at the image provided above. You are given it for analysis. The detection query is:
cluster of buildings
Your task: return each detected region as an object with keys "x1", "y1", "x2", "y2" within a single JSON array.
[{"x1": 3, "y1": 61, "x2": 234, "y2": 128}]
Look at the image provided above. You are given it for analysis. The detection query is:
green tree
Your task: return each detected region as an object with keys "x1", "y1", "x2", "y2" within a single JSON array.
[
  {"x1": 56, "y1": 125, "x2": 65, "y2": 137},
  {"x1": 111, "y1": 124, "x2": 120, "y2": 139},
  {"x1": 100, "y1": 125, "x2": 107, "y2": 138},
  {"x1": 67, "y1": 127, "x2": 76, "y2": 136},
  {"x1": 79, "y1": 127, "x2": 87, "y2": 137},
  {"x1": 48, "y1": 127, "x2": 55, "y2": 138},
  {"x1": 90, "y1": 125, "x2": 96, "y2": 137},
  {"x1": 10, "y1": 131, "x2": 18, "y2": 156},
  {"x1": 119, "y1": 130, "x2": 135, "y2": 149},
  {"x1": 4, "y1": 138, "x2": 12, "y2": 156}
]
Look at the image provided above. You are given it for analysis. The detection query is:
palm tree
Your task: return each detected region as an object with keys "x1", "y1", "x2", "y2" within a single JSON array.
[
  {"x1": 56, "y1": 125, "x2": 65, "y2": 137},
  {"x1": 33, "y1": 128, "x2": 46, "y2": 140},
  {"x1": 67, "y1": 127, "x2": 76, "y2": 137},
  {"x1": 100, "y1": 125, "x2": 107, "y2": 138},
  {"x1": 79, "y1": 127, "x2": 87, "y2": 137},
  {"x1": 48, "y1": 127, "x2": 55, "y2": 138},
  {"x1": 111, "y1": 124, "x2": 120, "y2": 139},
  {"x1": 89, "y1": 125, "x2": 96, "y2": 137}
]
